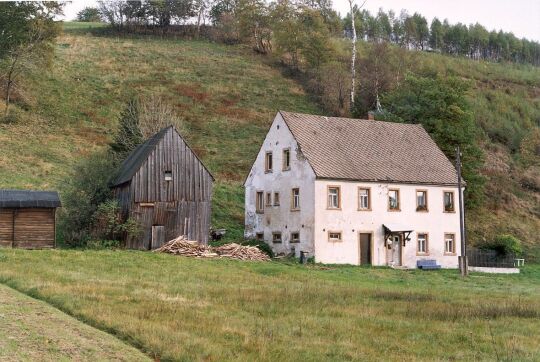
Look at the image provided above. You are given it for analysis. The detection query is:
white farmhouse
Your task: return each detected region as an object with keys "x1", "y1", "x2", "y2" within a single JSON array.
[{"x1": 244, "y1": 111, "x2": 464, "y2": 268}]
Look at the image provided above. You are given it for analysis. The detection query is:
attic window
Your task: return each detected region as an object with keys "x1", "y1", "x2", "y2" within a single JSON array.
[{"x1": 164, "y1": 171, "x2": 173, "y2": 181}]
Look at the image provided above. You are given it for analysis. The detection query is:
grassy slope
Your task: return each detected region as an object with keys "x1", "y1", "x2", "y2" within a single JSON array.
[
  {"x1": 0, "y1": 22, "x2": 319, "y2": 241},
  {"x1": 0, "y1": 283, "x2": 149, "y2": 361},
  {"x1": 0, "y1": 22, "x2": 538, "y2": 252},
  {"x1": 0, "y1": 249, "x2": 539, "y2": 361}
]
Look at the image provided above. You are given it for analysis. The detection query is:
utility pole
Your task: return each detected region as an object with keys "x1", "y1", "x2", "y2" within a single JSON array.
[
  {"x1": 348, "y1": 0, "x2": 357, "y2": 113},
  {"x1": 456, "y1": 146, "x2": 468, "y2": 276}
]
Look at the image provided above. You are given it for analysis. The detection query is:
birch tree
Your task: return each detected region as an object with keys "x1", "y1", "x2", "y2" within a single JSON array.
[{"x1": 348, "y1": 0, "x2": 365, "y2": 113}]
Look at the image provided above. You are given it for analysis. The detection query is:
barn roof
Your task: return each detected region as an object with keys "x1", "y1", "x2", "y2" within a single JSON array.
[
  {"x1": 112, "y1": 126, "x2": 214, "y2": 187},
  {"x1": 0, "y1": 190, "x2": 61, "y2": 208},
  {"x1": 279, "y1": 111, "x2": 460, "y2": 186},
  {"x1": 112, "y1": 126, "x2": 170, "y2": 186}
]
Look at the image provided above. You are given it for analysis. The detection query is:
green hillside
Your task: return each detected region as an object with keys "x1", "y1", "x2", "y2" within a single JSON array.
[{"x1": 0, "y1": 22, "x2": 538, "y2": 255}]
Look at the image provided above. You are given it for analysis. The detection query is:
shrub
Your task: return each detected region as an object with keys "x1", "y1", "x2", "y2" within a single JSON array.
[
  {"x1": 482, "y1": 234, "x2": 523, "y2": 256},
  {"x1": 86, "y1": 239, "x2": 120, "y2": 249},
  {"x1": 57, "y1": 151, "x2": 118, "y2": 246},
  {"x1": 92, "y1": 200, "x2": 142, "y2": 242}
]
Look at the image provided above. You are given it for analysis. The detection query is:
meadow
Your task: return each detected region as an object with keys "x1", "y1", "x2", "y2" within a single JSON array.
[{"x1": 0, "y1": 249, "x2": 538, "y2": 361}]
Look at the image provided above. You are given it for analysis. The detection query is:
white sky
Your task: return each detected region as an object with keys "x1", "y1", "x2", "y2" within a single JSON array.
[{"x1": 61, "y1": 0, "x2": 540, "y2": 42}]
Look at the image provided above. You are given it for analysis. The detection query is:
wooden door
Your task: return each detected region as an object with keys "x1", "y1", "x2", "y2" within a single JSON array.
[
  {"x1": 359, "y1": 233, "x2": 371, "y2": 265},
  {"x1": 386, "y1": 235, "x2": 402, "y2": 266},
  {"x1": 151, "y1": 225, "x2": 165, "y2": 250},
  {"x1": 14, "y1": 209, "x2": 55, "y2": 249},
  {"x1": 0, "y1": 210, "x2": 14, "y2": 247}
]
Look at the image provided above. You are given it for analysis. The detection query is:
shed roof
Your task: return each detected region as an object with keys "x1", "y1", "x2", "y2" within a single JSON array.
[
  {"x1": 280, "y1": 111, "x2": 460, "y2": 186},
  {"x1": 0, "y1": 190, "x2": 61, "y2": 208},
  {"x1": 112, "y1": 126, "x2": 170, "y2": 186}
]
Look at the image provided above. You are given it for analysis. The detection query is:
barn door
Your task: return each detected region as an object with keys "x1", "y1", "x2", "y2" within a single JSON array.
[{"x1": 151, "y1": 225, "x2": 165, "y2": 250}]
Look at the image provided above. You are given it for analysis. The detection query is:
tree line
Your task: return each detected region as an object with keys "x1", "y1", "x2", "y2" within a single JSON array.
[{"x1": 91, "y1": 0, "x2": 540, "y2": 66}]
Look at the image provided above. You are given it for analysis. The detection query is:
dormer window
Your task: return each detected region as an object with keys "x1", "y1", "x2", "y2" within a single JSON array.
[{"x1": 164, "y1": 171, "x2": 172, "y2": 181}]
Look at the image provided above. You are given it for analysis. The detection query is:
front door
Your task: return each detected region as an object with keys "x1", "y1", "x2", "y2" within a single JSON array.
[
  {"x1": 151, "y1": 225, "x2": 165, "y2": 250},
  {"x1": 359, "y1": 233, "x2": 371, "y2": 265},
  {"x1": 386, "y1": 235, "x2": 402, "y2": 266}
]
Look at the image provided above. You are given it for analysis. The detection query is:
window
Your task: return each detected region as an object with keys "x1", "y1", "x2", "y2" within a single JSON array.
[
  {"x1": 327, "y1": 186, "x2": 341, "y2": 209},
  {"x1": 164, "y1": 171, "x2": 172, "y2": 181},
  {"x1": 256, "y1": 233, "x2": 264, "y2": 241},
  {"x1": 388, "y1": 189, "x2": 400, "y2": 211},
  {"x1": 265, "y1": 152, "x2": 273, "y2": 172},
  {"x1": 328, "y1": 232, "x2": 342, "y2": 242},
  {"x1": 272, "y1": 232, "x2": 282, "y2": 243},
  {"x1": 417, "y1": 233, "x2": 428, "y2": 254},
  {"x1": 358, "y1": 188, "x2": 371, "y2": 210},
  {"x1": 273, "y1": 192, "x2": 280, "y2": 206},
  {"x1": 256, "y1": 191, "x2": 264, "y2": 213},
  {"x1": 416, "y1": 190, "x2": 428, "y2": 211},
  {"x1": 283, "y1": 148, "x2": 291, "y2": 170},
  {"x1": 290, "y1": 232, "x2": 300, "y2": 243},
  {"x1": 444, "y1": 233, "x2": 456, "y2": 254},
  {"x1": 444, "y1": 191, "x2": 455, "y2": 212},
  {"x1": 291, "y1": 188, "x2": 300, "y2": 210},
  {"x1": 266, "y1": 192, "x2": 272, "y2": 206}
]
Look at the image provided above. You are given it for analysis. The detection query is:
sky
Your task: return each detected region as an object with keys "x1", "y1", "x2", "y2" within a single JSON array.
[{"x1": 61, "y1": 0, "x2": 540, "y2": 42}]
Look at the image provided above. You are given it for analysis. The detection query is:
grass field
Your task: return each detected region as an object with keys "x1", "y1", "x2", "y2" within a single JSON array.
[
  {"x1": 0, "y1": 283, "x2": 149, "y2": 361},
  {"x1": 0, "y1": 249, "x2": 538, "y2": 361}
]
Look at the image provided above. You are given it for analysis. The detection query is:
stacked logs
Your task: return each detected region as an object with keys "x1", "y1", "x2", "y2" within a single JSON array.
[
  {"x1": 154, "y1": 236, "x2": 269, "y2": 261},
  {"x1": 213, "y1": 243, "x2": 270, "y2": 261}
]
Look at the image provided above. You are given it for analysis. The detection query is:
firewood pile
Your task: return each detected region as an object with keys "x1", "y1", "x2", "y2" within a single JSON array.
[
  {"x1": 213, "y1": 243, "x2": 270, "y2": 261},
  {"x1": 154, "y1": 236, "x2": 269, "y2": 261}
]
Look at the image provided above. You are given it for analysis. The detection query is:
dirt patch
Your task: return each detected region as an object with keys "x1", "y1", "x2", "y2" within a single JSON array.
[{"x1": 174, "y1": 83, "x2": 210, "y2": 102}]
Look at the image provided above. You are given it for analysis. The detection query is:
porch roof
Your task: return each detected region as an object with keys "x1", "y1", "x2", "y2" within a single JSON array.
[{"x1": 383, "y1": 223, "x2": 413, "y2": 234}]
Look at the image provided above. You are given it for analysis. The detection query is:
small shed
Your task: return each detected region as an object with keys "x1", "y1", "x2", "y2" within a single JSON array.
[
  {"x1": 111, "y1": 126, "x2": 214, "y2": 250},
  {"x1": 0, "y1": 190, "x2": 61, "y2": 249}
]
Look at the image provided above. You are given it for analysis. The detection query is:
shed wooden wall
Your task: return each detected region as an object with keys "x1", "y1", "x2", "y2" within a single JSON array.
[
  {"x1": 0, "y1": 208, "x2": 55, "y2": 249},
  {"x1": 115, "y1": 127, "x2": 213, "y2": 249}
]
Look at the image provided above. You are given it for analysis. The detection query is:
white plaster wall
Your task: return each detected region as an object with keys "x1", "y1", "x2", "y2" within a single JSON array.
[
  {"x1": 244, "y1": 113, "x2": 316, "y2": 257},
  {"x1": 313, "y1": 180, "x2": 462, "y2": 268}
]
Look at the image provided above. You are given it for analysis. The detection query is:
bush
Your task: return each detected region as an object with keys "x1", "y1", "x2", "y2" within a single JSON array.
[
  {"x1": 481, "y1": 234, "x2": 523, "y2": 256},
  {"x1": 86, "y1": 239, "x2": 120, "y2": 249},
  {"x1": 92, "y1": 200, "x2": 142, "y2": 242},
  {"x1": 57, "y1": 151, "x2": 118, "y2": 246}
]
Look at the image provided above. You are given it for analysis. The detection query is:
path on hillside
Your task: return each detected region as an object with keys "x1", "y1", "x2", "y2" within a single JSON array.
[{"x1": 0, "y1": 284, "x2": 150, "y2": 362}]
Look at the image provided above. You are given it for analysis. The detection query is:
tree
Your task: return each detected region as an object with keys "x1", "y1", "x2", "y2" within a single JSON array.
[
  {"x1": 429, "y1": 17, "x2": 443, "y2": 51},
  {"x1": 0, "y1": 2, "x2": 63, "y2": 116},
  {"x1": 348, "y1": 0, "x2": 357, "y2": 112},
  {"x1": 76, "y1": 7, "x2": 102, "y2": 22},
  {"x1": 110, "y1": 98, "x2": 144, "y2": 158},
  {"x1": 381, "y1": 74, "x2": 484, "y2": 208}
]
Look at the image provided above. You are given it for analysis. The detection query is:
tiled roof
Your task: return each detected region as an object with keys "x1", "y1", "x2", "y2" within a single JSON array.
[
  {"x1": 0, "y1": 190, "x2": 61, "y2": 208},
  {"x1": 280, "y1": 111, "x2": 460, "y2": 186}
]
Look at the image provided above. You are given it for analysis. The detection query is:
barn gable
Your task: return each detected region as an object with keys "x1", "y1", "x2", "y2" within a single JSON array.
[{"x1": 111, "y1": 126, "x2": 214, "y2": 249}]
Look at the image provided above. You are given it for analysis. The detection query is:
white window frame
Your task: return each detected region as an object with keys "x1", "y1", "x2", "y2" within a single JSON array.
[
  {"x1": 291, "y1": 188, "x2": 300, "y2": 210},
  {"x1": 327, "y1": 186, "x2": 341, "y2": 209},
  {"x1": 358, "y1": 187, "x2": 371, "y2": 210}
]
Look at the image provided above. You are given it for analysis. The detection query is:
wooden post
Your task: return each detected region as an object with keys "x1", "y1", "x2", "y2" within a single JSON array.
[{"x1": 456, "y1": 147, "x2": 468, "y2": 276}]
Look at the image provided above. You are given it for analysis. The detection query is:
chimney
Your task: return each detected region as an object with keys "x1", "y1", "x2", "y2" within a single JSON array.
[{"x1": 367, "y1": 111, "x2": 375, "y2": 120}]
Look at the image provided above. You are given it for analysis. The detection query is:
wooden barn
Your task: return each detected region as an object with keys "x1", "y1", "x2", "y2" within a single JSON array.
[
  {"x1": 112, "y1": 126, "x2": 214, "y2": 250},
  {"x1": 0, "y1": 190, "x2": 61, "y2": 249}
]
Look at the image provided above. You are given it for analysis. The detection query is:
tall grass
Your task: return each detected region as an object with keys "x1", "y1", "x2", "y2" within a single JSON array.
[{"x1": 0, "y1": 249, "x2": 538, "y2": 361}]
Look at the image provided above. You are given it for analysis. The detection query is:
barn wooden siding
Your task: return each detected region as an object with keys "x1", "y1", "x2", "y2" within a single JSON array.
[
  {"x1": 0, "y1": 208, "x2": 55, "y2": 248},
  {"x1": 114, "y1": 127, "x2": 213, "y2": 250}
]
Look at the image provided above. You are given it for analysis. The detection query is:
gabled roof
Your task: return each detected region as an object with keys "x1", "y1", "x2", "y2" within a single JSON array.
[
  {"x1": 0, "y1": 190, "x2": 61, "y2": 208},
  {"x1": 112, "y1": 126, "x2": 171, "y2": 186},
  {"x1": 279, "y1": 111, "x2": 460, "y2": 186},
  {"x1": 112, "y1": 126, "x2": 214, "y2": 187}
]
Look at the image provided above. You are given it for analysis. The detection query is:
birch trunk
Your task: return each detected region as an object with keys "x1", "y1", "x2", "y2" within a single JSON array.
[{"x1": 349, "y1": 0, "x2": 356, "y2": 112}]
